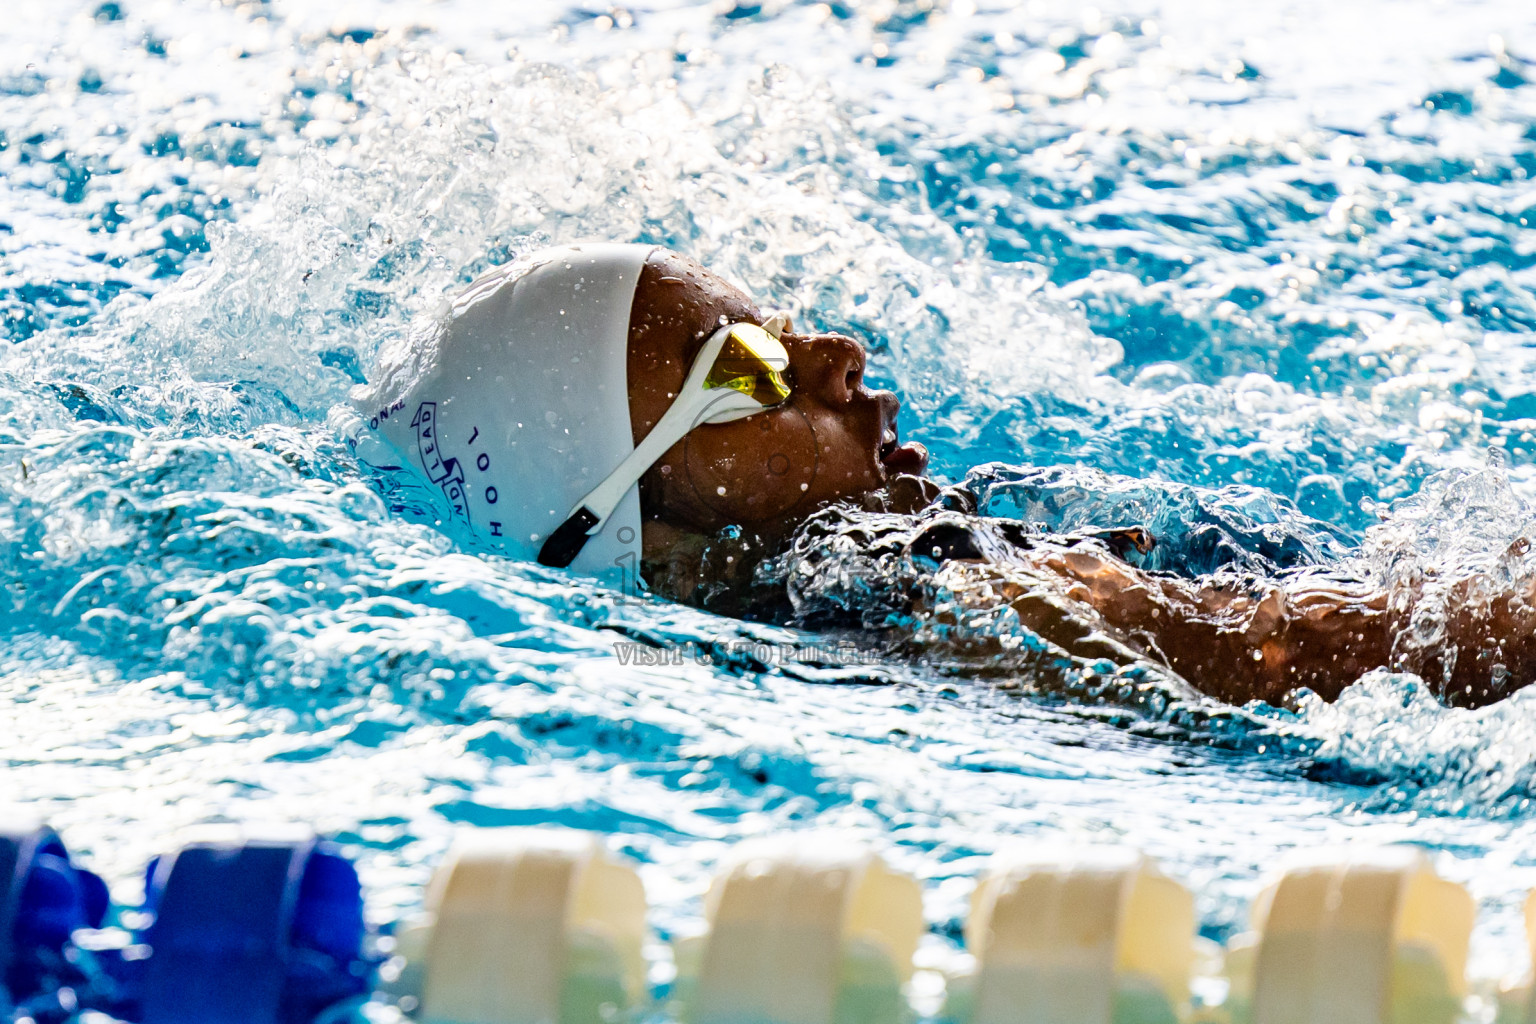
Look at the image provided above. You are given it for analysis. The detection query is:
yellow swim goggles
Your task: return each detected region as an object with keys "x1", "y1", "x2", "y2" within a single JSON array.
[{"x1": 538, "y1": 315, "x2": 792, "y2": 568}]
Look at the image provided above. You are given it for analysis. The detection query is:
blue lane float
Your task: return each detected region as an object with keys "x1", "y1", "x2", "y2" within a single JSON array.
[
  {"x1": 134, "y1": 830, "x2": 374, "y2": 1024},
  {"x1": 1, "y1": 823, "x2": 109, "y2": 1014}
]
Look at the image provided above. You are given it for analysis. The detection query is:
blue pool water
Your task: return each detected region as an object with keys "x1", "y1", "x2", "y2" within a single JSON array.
[{"x1": 6, "y1": 0, "x2": 1536, "y2": 1009}]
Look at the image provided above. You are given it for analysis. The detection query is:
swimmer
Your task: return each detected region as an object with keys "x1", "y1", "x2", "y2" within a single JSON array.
[{"x1": 350, "y1": 244, "x2": 1533, "y2": 710}]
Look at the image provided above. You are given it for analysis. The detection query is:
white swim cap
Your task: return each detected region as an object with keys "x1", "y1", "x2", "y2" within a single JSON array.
[{"x1": 349, "y1": 243, "x2": 654, "y2": 590}]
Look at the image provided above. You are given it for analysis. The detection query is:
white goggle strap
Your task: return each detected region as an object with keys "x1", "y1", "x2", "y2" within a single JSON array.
[{"x1": 537, "y1": 316, "x2": 789, "y2": 570}]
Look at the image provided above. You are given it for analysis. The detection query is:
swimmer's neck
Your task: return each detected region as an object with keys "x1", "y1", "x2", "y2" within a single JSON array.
[
  {"x1": 639, "y1": 476, "x2": 947, "y2": 590},
  {"x1": 640, "y1": 519, "x2": 724, "y2": 605},
  {"x1": 641, "y1": 519, "x2": 698, "y2": 565},
  {"x1": 640, "y1": 518, "x2": 787, "y2": 614}
]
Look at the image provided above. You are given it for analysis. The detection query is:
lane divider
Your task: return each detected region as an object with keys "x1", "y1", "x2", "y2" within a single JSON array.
[
  {"x1": 136, "y1": 826, "x2": 373, "y2": 1024},
  {"x1": 391, "y1": 829, "x2": 645, "y2": 1024},
  {"x1": 944, "y1": 846, "x2": 1195, "y2": 1024},
  {"x1": 2, "y1": 821, "x2": 110, "y2": 1015},
  {"x1": 1, "y1": 823, "x2": 1525, "y2": 1023},
  {"x1": 674, "y1": 835, "x2": 922, "y2": 1024},
  {"x1": 1223, "y1": 847, "x2": 1472, "y2": 1024}
]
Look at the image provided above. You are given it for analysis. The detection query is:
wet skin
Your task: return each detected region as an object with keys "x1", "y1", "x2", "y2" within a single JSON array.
[
  {"x1": 620, "y1": 250, "x2": 1526, "y2": 709},
  {"x1": 940, "y1": 544, "x2": 1536, "y2": 708},
  {"x1": 626, "y1": 250, "x2": 927, "y2": 553}
]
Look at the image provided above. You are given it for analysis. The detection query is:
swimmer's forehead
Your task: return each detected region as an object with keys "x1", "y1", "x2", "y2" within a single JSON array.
[{"x1": 629, "y1": 251, "x2": 764, "y2": 368}]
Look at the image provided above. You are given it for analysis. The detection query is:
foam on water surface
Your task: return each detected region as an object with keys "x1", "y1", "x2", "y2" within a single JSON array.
[{"x1": 7, "y1": 0, "x2": 1536, "y2": 1005}]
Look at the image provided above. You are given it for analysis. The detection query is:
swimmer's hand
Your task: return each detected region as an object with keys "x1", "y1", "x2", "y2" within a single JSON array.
[
  {"x1": 1081, "y1": 525, "x2": 1157, "y2": 562},
  {"x1": 874, "y1": 474, "x2": 977, "y2": 516},
  {"x1": 878, "y1": 474, "x2": 941, "y2": 514}
]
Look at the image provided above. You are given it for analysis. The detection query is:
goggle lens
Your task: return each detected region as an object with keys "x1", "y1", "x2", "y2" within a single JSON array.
[{"x1": 704, "y1": 323, "x2": 791, "y2": 406}]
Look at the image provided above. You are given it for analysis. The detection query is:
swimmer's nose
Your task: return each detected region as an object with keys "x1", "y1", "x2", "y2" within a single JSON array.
[{"x1": 791, "y1": 334, "x2": 868, "y2": 406}]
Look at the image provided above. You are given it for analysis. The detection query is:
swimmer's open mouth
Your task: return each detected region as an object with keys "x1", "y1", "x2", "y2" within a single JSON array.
[{"x1": 880, "y1": 428, "x2": 929, "y2": 476}]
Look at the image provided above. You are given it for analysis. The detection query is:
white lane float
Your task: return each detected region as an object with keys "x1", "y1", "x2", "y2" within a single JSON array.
[
  {"x1": 943, "y1": 845, "x2": 1196, "y2": 1024},
  {"x1": 673, "y1": 834, "x2": 924, "y2": 1024},
  {"x1": 392, "y1": 829, "x2": 646, "y2": 1024},
  {"x1": 1223, "y1": 846, "x2": 1473, "y2": 1024}
]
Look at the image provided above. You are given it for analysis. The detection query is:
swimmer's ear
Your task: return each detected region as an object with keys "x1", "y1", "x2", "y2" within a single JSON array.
[{"x1": 761, "y1": 312, "x2": 792, "y2": 339}]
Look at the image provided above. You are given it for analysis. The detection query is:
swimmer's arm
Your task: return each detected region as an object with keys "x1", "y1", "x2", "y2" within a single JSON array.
[
  {"x1": 1386, "y1": 561, "x2": 1536, "y2": 706},
  {"x1": 1037, "y1": 545, "x2": 1396, "y2": 705},
  {"x1": 1060, "y1": 548, "x2": 1536, "y2": 707},
  {"x1": 929, "y1": 559, "x2": 1172, "y2": 680},
  {"x1": 939, "y1": 545, "x2": 1394, "y2": 706}
]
